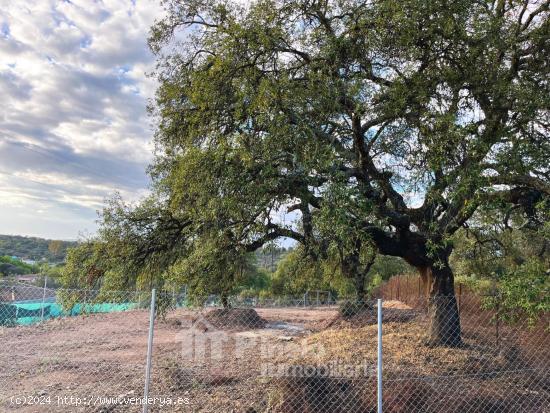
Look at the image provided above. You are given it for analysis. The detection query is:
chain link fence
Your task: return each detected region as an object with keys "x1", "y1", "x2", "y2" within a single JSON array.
[{"x1": 1, "y1": 280, "x2": 548, "y2": 412}]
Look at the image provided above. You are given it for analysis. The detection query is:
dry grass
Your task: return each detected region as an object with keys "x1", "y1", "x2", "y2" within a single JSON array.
[{"x1": 303, "y1": 320, "x2": 519, "y2": 377}]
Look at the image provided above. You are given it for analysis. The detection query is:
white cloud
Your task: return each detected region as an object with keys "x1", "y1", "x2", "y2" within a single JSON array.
[{"x1": 0, "y1": 0, "x2": 165, "y2": 239}]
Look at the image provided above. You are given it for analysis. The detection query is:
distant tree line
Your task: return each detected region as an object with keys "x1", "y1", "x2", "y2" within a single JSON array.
[{"x1": 0, "y1": 235, "x2": 76, "y2": 263}]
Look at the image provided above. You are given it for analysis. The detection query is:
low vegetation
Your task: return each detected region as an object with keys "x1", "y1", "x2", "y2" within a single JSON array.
[{"x1": 0, "y1": 255, "x2": 38, "y2": 276}]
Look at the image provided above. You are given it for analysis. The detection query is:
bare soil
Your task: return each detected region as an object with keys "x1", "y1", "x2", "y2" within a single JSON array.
[{"x1": 0, "y1": 306, "x2": 334, "y2": 412}]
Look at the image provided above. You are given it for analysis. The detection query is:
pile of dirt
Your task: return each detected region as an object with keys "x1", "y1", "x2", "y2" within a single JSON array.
[
  {"x1": 199, "y1": 308, "x2": 267, "y2": 330},
  {"x1": 319, "y1": 304, "x2": 419, "y2": 330}
]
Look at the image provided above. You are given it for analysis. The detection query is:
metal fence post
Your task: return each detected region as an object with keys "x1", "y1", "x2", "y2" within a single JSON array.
[
  {"x1": 40, "y1": 276, "x2": 48, "y2": 321},
  {"x1": 377, "y1": 298, "x2": 383, "y2": 413},
  {"x1": 143, "y1": 288, "x2": 156, "y2": 413}
]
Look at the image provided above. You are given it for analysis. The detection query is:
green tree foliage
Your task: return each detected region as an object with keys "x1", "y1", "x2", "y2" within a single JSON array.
[
  {"x1": 491, "y1": 259, "x2": 549, "y2": 326},
  {"x1": 61, "y1": 240, "x2": 131, "y2": 291},
  {"x1": 451, "y1": 199, "x2": 549, "y2": 324},
  {"x1": 238, "y1": 268, "x2": 272, "y2": 299},
  {"x1": 270, "y1": 247, "x2": 352, "y2": 297},
  {"x1": 0, "y1": 256, "x2": 38, "y2": 276},
  {"x1": 269, "y1": 246, "x2": 410, "y2": 299},
  {"x1": 146, "y1": 0, "x2": 549, "y2": 346},
  {"x1": 453, "y1": 205, "x2": 549, "y2": 278},
  {"x1": 232, "y1": 254, "x2": 273, "y2": 299},
  {"x1": 164, "y1": 236, "x2": 261, "y2": 307},
  {"x1": 64, "y1": 0, "x2": 549, "y2": 346},
  {"x1": 34, "y1": 264, "x2": 63, "y2": 289},
  {"x1": 48, "y1": 240, "x2": 63, "y2": 257},
  {"x1": 370, "y1": 255, "x2": 413, "y2": 283},
  {"x1": 271, "y1": 247, "x2": 411, "y2": 299}
]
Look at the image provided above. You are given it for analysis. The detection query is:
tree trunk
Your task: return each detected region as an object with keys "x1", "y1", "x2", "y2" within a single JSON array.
[
  {"x1": 354, "y1": 273, "x2": 366, "y2": 306},
  {"x1": 420, "y1": 263, "x2": 462, "y2": 347},
  {"x1": 221, "y1": 294, "x2": 230, "y2": 309},
  {"x1": 341, "y1": 251, "x2": 368, "y2": 306}
]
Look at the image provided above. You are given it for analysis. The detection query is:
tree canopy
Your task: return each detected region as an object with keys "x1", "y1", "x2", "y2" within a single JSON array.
[{"x1": 64, "y1": 0, "x2": 549, "y2": 346}]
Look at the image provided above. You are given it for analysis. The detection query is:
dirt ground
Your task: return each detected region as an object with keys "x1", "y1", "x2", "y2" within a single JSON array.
[
  {"x1": 0, "y1": 305, "x2": 339, "y2": 412},
  {"x1": 0, "y1": 302, "x2": 548, "y2": 412}
]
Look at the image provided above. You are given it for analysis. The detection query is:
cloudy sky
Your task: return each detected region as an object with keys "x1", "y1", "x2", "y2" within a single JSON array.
[{"x1": 0, "y1": 0, "x2": 165, "y2": 240}]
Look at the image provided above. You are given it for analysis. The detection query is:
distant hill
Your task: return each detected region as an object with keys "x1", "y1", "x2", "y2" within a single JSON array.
[{"x1": 0, "y1": 235, "x2": 77, "y2": 263}]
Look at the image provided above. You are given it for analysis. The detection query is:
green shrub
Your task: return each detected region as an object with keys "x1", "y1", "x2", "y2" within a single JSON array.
[
  {"x1": 483, "y1": 259, "x2": 549, "y2": 327},
  {"x1": 454, "y1": 275, "x2": 495, "y2": 295}
]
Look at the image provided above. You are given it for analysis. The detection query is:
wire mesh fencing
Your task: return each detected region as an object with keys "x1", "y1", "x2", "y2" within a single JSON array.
[
  {"x1": 0, "y1": 281, "x2": 156, "y2": 412},
  {"x1": 378, "y1": 295, "x2": 548, "y2": 413},
  {"x1": 1, "y1": 281, "x2": 548, "y2": 412},
  {"x1": 0, "y1": 281, "x2": 158, "y2": 326},
  {"x1": 147, "y1": 293, "x2": 548, "y2": 412}
]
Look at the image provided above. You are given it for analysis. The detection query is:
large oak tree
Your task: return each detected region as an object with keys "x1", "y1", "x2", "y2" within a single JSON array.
[{"x1": 81, "y1": 0, "x2": 549, "y2": 346}]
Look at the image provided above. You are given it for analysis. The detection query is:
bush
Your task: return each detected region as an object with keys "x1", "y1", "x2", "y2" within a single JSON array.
[
  {"x1": 454, "y1": 275, "x2": 495, "y2": 295},
  {"x1": 483, "y1": 259, "x2": 549, "y2": 326}
]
